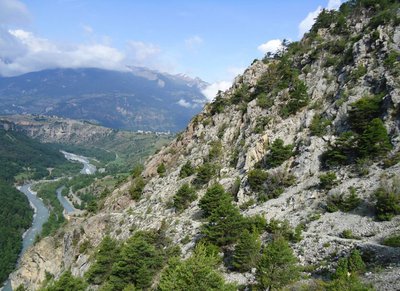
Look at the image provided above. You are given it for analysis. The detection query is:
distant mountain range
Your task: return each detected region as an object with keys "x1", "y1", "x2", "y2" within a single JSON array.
[{"x1": 0, "y1": 67, "x2": 209, "y2": 132}]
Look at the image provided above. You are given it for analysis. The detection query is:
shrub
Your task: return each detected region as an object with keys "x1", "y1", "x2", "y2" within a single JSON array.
[
  {"x1": 248, "y1": 169, "x2": 295, "y2": 202},
  {"x1": 43, "y1": 270, "x2": 87, "y2": 291},
  {"x1": 382, "y1": 234, "x2": 400, "y2": 247},
  {"x1": 281, "y1": 80, "x2": 310, "y2": 117},
  {"x1": 266, "y1": 219, "x2": 302, "y2": 243},
  {"x1": 358, "y1": 118, "x2": 392, "y2": 159},
  {"x1": 179, "y1": 161, "x2": 195, "y2": 178},
  {"x1": 342, "y1": 229, "x2": 355, "y2": 239},
  {"x1": 348, "y1": 94, "x2": 383, "y2": 133},
  {"x1": 310, "y1": 115, "x2": 331, "y2": 137},
  {"x1": 319, "y1": 172, "x2": 338, "y2": 190},
  {"x1": 157, "y1": 163, "x2": 166, "y2": 177},
  {"x1": 173, "y1": 184, "x2": 197, "y2": 212},
  {"x1": 264, "y1": 139, "x2": 294, "y2": 168},
  {"x1": 374, "y1": 177, "x2": 400, "y2": 221},
  {"x1": 327, "y1": 187, "x2": 361, "y2": 212},
  {"x1": 322, "y1": 132, "x2": 358, "y2": 167},
  {"x1": 210, "y1": 93, "x2": 230, "y2": 115},
  {"x1": 254, "y1": 116, "x2": 271, "y2": 134},
  {"x1": 158, "y1": 243, "x2": 236, "y2": 291},
  {"x1": 208, "y1": 140, "x2": 222, "y2": 161},
  {"x1": 256, "y1": 236, "x2": 299, "y2": 290},
  {"x1": 256, "y1": 93, "x2": 273, "y2": 109},
  {"x1": 231, "y1": 84, "x2": 249, "y2": 105},
  {"x1": 192, "y1": 163, "x2": 218, "y2": 187},
  {"x1": 129, "y1": 176, "x2": 146, "y2": 201},
  {"x1": 349, "y1": 65, "x2": 367, "y2": 82}
]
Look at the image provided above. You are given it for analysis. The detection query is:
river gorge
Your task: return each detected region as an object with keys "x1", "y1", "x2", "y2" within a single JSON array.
[{"x1": 1, "y1": 152, "x2": 96, "y2": 291}]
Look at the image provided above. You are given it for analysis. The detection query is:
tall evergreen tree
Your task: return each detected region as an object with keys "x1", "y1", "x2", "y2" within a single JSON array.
[
  {"x1": 199, "y1": 183, "x2": 232, "y2": 217},
  {"x1": 231, "y1": 229, "x2": 261, "y2": 272},
  {"x1": 256, "y1": 236, "x2": 299, "y2": 290},
  {"x1": 86, "y1": 235, "x2": 119, "y2": 285}
]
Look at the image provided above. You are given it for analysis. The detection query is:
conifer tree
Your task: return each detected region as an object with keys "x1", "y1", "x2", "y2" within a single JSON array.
[
  {"x1": 231, "y1": 229, "x2": 261, "y2": 272},
  {"x1": 256, "y1": 236, "x2": 299, "y2": 290}
]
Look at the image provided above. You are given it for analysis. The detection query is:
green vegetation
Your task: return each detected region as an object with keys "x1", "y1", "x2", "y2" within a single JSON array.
[
  {"x1": 281, "y1": 80, "x2": 310, "y2": 117},
  {"x1": 0, "y1": 129, "x2": 77, "y2": 182},
  {"x1": 41, "y1": 270, "x2": 87, "y2": 291},
  {"x1": 129, "y1": 176, "x2": 146, "y2": 201},
  {"x1": 179, "y1": 161, "x2": 195, "y2": 178},
  {"x1": 0, "y1": 181, "x2": 34, "y2": 283},
  {"x1": 326, "y1": 187, "x2": 361, "y2": 212},
  {"x1": 382, "y1": 234, "x2": 400, "y2": 247},
  {"x1": 172, "y1": 184, "x2": 197, "y2": 212},
  {"x1": 231, "y1": 229, "x2": 261, "y2": 272},
  {"x1": 88, "y1": 230, "x2": 178, "y2": 291},
  {"x1": 323, "y1": 94, "x2": 392, "y2": 168},
  {"x1": 199, "y1": 184, "x2": 264, "y2": 248},
  {"x1": 266, "y1": 219, "x2": 303, "y2": 243},
  {"x1": 310, "y1": 115, "x2": 331, "y2": 137},
  {"x1": 35, "y1": 180, "x2": 67, "y2": 238},
  {"x1": 373, "y1": 177, "x2": 400, "y2": 221},
  {"x1": 325, "y1": 250, "x2": 371, "y2": 290},
  {"x1": 86, "y1": 236, "x2": 119, "y2": 285},
  {"x1": 264, "y1": 139, "x2": 294, "y2": 168},
  {"x1": 199, "y1": 184, "x2": 232, "y2": 218},
  {"x1": 157, "y1": 163, "x2": 166, "y2": 177},
  {"x1": 256, "y1": 236, "x2": 299, "y2": 290},
  {"x1": 158, "y1": 243, "x2": 235, "y2": 291},
  {"x1": 192, "y1": 163, "x2": 218, "y2": 187},
  {"x1": 319, "y1": 172, "x2": 338, "y2": 190},
  {"x1": 207, "y1": 140, "x2": 222, "y2": 161},
  {"x1": 247, "y1": 169, "x2": 295, "y2": 202}
]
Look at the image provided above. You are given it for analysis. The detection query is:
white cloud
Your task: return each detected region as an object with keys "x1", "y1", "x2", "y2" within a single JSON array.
[
  {"x1": 177, "y1": 99, "x2": 193, "y2": 108},
  {"x1": 0, "y1": 29, "x2": 126, "y2": 76},
  {"x1": 201, "y1": 81, "x2": 231, "y2": 101},
  {"x1": 298, "y1": 6, "x2": 322, "y2": 38},
  {"x1": 185, "y1": 35, "x2": 203, "y2": 50},
  {"x1": 127, "y1": 41, "x2": 161, "y2": 62},
  {"x1": 0, "y1": 0, "x2": 30, "y2": 25},
  {"x1": 257, "y1": 39, "x2": 284, "y2": 55},
  {"x1": 327, "y1": 0, "x2": 342, "y2": 10},
  {"x1": 298, "y1": 0, "x2": 342, "y2": 38}
]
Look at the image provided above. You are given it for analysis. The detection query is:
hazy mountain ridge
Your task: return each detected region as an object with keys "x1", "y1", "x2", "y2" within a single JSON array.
[
  {"x1": 10, "y1": 1, "x2": 400, "y2": 290},
  {"x1": 0, "y1": 67, "x2": 208, "y2": 132}
]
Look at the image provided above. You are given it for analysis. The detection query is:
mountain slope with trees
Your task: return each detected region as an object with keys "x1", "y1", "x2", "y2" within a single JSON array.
[{"x1": 10, "y1": 1, "x2": 400, "y2": 290}]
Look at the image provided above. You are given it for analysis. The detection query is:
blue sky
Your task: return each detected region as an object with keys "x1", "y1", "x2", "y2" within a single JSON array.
[{"x1": 0, "y1": 0, "x2": 342, "y2": 98}]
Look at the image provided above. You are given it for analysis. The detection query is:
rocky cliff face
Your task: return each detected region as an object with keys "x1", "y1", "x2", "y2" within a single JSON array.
[
  {"x1": 10, "y1": 3, "x2": 400, "y2": 290},
  {"x1": 0, "y1": 115, "x2": 115, "y2": 145}
]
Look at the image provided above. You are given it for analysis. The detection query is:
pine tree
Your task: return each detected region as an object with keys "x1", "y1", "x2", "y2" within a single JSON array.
[
  {"x1": 231, "y1": 229, "x2": 261, "y2": 272},
  {"x1": 86, "y1": 236, "x2": 119, "y2": 285},
  {"x1": 199, "y1": 184, "x2": 232, "y2": 217},
  {"x1": 256, "y1": 236, "x2": 299, "y2": 290},
  {"x1": 201, "y1": 200, "x2": 244, "y2": 246},
  {"x1": 173, "y1": 183, "x2": 197, "y2": 212},
  {"x1": 359, "y1": 118, "x2": 392, "y2": 158}
]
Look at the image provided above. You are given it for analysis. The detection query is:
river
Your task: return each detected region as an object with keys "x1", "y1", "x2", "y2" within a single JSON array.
[{"x1": 1, "y1": 151, "x2": 96, "y2": 291}]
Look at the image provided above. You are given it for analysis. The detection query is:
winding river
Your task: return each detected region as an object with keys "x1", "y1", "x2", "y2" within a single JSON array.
[{"x1": 1, "y1": 151, "x2": 96, "y2": 291}]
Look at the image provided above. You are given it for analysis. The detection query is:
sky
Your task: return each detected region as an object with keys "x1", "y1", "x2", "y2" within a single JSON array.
[{"x1": 0, "y1": 0, "x2": 342, "y2": 99}]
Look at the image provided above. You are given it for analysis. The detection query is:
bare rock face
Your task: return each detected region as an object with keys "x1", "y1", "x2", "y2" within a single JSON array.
[{"x1": 10, "y1": 7, "x2": 400, "y2": 291}]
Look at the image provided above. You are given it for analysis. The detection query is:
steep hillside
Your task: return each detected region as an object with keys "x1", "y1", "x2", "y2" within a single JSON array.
[
  {"x1": 0, "y1": 67, "x2": 207, "y2": 132},
  {"x1": 10, "y1": 1, "x2": 400, "y2": 290}
]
